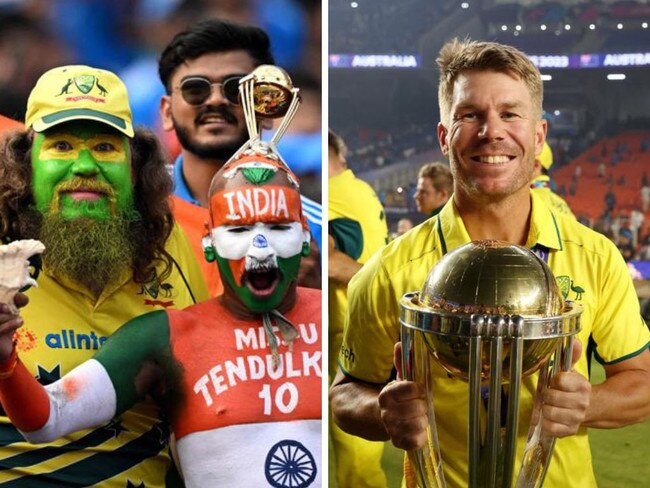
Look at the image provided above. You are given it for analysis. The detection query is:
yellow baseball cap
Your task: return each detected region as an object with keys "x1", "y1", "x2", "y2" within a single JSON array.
[
  {"x1": 538, "y1": 141, "x2": 553, "y2": 170},
  {"x1": 25, "y1": 65, "x2": 134, "y2": 137}
]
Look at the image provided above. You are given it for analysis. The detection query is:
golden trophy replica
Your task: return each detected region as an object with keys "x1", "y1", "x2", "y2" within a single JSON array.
[
  {"x1": 229, "y1": 64, "x2": 301, "y2": 166},
  {"x1": 400, "y1": 241, "x2": 582, "y2": 488},
  {"x1": 201, "y1": 65, "x2": 302, "y2": 263}
]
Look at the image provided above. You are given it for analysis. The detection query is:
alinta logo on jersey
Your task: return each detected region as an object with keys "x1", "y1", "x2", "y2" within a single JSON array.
[{"x1": 45, "y1": 329, "x2": 108, "y2": 350}]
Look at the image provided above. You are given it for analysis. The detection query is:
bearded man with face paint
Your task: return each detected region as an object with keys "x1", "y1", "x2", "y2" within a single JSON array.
[
  {"x1": 0, "y1": 65, "x2": 208, "y2": 487},
  {"x1": 0, "y1": 146, "x2": 322, "y2": 487}
]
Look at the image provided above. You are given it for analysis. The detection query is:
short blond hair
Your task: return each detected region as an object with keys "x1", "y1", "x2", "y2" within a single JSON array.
[
  {"x1": 437, "y1": 38, "x2": 543, "y2": 123},
  {"x1": 328, "y1": 129, "x2": 348, "y2": 160},
  {"x1": 418, "y1": 162, "x2": 453, "y2": 193}
]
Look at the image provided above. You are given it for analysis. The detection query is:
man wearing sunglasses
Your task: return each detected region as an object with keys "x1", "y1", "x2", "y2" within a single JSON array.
[{"x1": 159, "y1": 18, "x2": 322, "y2": 297}]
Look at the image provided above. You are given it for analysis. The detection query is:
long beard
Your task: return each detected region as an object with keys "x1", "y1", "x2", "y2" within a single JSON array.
[{"x1": 38, "y1": 209, "x2": 141, "y2": 297}]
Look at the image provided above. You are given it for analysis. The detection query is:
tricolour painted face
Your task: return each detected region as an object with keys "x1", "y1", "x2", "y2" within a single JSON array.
[
  {"x1": 160, "y1": 50, "x2": 256, "y2": 160},
  {"x1": 212, "y1": 221, "x2": 307, "y2": 312},
  {"x1": 209, "y1": 171, "x2": 309, "y2": 313},
  {"x1": 437, "y1": 70, "x2": 546, "y2": 205},
  {"x1": 31, "y1": 120, "x2": 133, "y2": 220}
]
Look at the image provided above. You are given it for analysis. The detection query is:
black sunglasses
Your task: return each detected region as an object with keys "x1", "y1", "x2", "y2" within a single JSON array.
[{"x1": 175, "y1": 75, "x2": 245, "y2": 106}]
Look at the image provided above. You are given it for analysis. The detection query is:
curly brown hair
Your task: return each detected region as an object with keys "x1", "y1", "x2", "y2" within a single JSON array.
[{"x1": 0, "y1": 127, "x2": 174, "y2": 284}]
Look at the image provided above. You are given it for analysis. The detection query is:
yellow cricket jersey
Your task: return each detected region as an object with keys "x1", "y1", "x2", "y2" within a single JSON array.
[
  {"x1": 531, "y1": 174, "x2": 576, "y2": 219},
  {"x1": 328, "y1": 168, "x2": 388, "y2": 379},
  {"x1": 340, "y1": 191, "x2": 650, "y2": 488},
  {"x1": 0, "y1": 223, "x2": 209, "y2": 487}
]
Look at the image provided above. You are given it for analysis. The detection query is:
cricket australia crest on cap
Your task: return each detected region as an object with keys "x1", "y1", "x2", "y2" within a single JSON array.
[
  {"x1": 25, "y1": 65, "x2": 134, "y2": 137},
  {"x1": 64, "y1": 74, "x2": 107, "y2": 99}
]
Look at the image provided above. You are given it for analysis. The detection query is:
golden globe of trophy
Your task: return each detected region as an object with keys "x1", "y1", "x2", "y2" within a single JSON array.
[
  {"x1": 227, "y1": 65, "x2": 301, "y2": 168},
  {"x1": 400, "y1": 241, "x2": 582, "y2": 488},
  {"x1": 248, "y1": 64, "x2": 295, "y2": 119}
]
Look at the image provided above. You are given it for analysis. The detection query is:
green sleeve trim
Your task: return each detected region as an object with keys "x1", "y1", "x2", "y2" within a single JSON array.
[
  {"x1": 94, "y1": 310, "x2": 171, "y2": 415},
  {"x1": 592, "y1": 340, "x2": 650, "y2": 366},
  {"x1": 329, "y1": 218, "x2": 364, "y2": 260},
  {"x1": 336, "y1": 359, "x2": 394, "y2": 387}
]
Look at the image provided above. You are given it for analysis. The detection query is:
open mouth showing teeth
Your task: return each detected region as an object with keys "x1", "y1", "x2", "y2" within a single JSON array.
[
  {"x1": 244, "y1": 268, "x2": 281, "y2": 296},
  {"x1": 471, "y1": 155, "x2": 514, "y2": 164},
  {"x1": 199, "y1": 116, "x2": 227, "y2": 124}
]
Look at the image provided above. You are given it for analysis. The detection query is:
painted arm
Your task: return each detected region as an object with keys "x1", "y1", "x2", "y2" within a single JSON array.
[{"x1": 0, "y1": 309, "x2": 170, "y2": 443}]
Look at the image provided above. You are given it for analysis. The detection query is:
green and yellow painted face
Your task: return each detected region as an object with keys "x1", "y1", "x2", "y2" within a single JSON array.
[{"x1": 31, "y1": 120, "x2": 133, "y2": 220}]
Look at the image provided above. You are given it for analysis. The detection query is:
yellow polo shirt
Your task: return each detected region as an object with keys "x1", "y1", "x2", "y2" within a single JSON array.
[
  {"x1": 531, "y1": 174, "x2": 575, "y2": 219},
  {"x1": 341, "y1": 191, "x2": 650, "y2": 488},
  {"x1": 328, "y1": 168, "x2": 388, "y2": 379},
  {"x1": 0, "y1": 223, "x2": 208, "y2": 487}
]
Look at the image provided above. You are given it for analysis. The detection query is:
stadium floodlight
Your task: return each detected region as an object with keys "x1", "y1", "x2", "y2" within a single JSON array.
[
  {"x1": 350, "y1": 1, "x2": 358, "y2": 8},
  {"x1": 461, "y1": 2, "x2": 469, "y2": 9},
  {"x1": 515, "y1": 25, "x2": 522, "y2": 31},
  {"x1": 589, "y1": 24, "x2": 596, "y2": 30},
  {"x1": 617, "y1": 23, "x2": 623, "y2": 30},
  {"x1": 643, "y1": 22, "x2": 648, "y2": 29},
  {"x1": 540, "y1": 24, "x2": 547, "y2": 31},
  {"x1": 607, "y1": 74, "x2": 626, "y2": 80},
  {"x1": 501, "y1": 25, "x2": 508, "y2": 31},
  {"x1": 565, "y1": 24, "x2": 571, "y2": 30}
]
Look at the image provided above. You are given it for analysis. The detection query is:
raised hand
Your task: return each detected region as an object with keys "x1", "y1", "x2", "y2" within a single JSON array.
[{"x1": 0, "y1": 293, "x2": 28, "y2": 362}]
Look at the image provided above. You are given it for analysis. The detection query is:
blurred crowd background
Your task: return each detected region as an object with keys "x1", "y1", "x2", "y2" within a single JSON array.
[{"x1": 0, "y1": 0, "x2": 322, "y2": 201}]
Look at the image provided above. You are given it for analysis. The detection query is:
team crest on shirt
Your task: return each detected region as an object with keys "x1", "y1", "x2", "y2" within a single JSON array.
[
  {"x1": 138, "y1": 271, "x2": 175, "y2": 308},
  {"x1": 556, "y1": 275, "x2": 585, "y2": 301}
]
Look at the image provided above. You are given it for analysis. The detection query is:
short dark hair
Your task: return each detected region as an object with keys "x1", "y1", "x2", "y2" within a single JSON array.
[{"x1": 158, "y1": 18, "x2": 275, "y2": 93}]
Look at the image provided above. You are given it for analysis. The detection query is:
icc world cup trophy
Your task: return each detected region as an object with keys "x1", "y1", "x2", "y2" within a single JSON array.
[{"x1": 400, "y1": 240, "x2": 582, "y2": 488}]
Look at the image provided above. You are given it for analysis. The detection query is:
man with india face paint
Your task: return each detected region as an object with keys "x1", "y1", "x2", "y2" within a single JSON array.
[
  {"x1": 0, "y1": 146, "x2": 323, "y2": 487},
  {"x1": 0, "y1": 65, "x2": 208, "y2": 487}
]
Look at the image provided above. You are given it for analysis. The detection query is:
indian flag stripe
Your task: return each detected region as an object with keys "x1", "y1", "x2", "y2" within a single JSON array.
[
  {"x1": 22, "y1": 359, "x2": 116, "y2": 444},
  {"x1": 176, "y1": 419, "x2": 321, "y2": 487}
]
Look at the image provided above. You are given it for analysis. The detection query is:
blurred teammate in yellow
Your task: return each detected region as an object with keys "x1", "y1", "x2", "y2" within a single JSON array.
[
  {"x1": 328, "y1": 129, "x2": 389, "y2": 487},
  {"x1": 530, "y1": 141, "x2": 575, "y2": 218}
]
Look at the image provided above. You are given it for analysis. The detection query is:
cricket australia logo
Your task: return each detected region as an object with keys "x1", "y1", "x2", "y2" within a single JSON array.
[
  {"x1": 57, "y1": 75, "x2": 108, "y2": 100},
  {"x1": 556, "y1": 275, "x2": 585, "y2": 301},
  {"x1": 74, "y1": 75, "x2": 96, "y2": 94},
  {"x1": 138, "y1": 271, "x2": 175, "y2": 309}
]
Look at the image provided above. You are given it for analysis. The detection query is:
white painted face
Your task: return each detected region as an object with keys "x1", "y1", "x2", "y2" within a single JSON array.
[{"x1": 211, "y1": 221, "x2": 308, "y2": 267}]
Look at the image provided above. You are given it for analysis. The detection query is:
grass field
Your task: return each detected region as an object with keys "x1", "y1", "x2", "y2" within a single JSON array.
[{"x1": 329, "y1": 360, "x2": 650, "y2": 487}]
